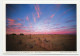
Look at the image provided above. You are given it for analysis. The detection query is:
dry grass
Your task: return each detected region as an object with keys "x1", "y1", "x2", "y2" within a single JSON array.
[{"x1": 6, "y1": 34, "x2": 76, "y2": 51}]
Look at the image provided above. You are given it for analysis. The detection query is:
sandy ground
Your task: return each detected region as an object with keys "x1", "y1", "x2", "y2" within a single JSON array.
[{"x1": 6, "y1": 34, "x2": 76, "y2": 51}]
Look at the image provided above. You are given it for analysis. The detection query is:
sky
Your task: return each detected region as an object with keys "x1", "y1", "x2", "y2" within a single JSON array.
[{"x1": 6, "y1": 4, "x2": 76, "y2": 35}]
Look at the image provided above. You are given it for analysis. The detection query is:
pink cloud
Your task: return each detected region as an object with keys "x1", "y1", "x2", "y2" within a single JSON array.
[
  {"x1": 21, "y1": 25, "x2": 33, "y2": 29},
  {"x1": 6, "y1": 27, "x2": 76, "y2": 34},
  {"x1": 7, "y1": 28, "x2": 26, "y2": 32},
  {"x1": 21, "y1": 26, "x2": 28, "y2": 28},
  {"x1": 18, "y1": 18, "x2": 22, "y2": 21},
  {"x1": 55, "y1": 24, "x2": 60, "y2": 26},
  {"x1": 8, "y1": 18, "x2": 22, "y2": 26},
  {"x1": 61, "y1": 26, "x2": 67, "y2": 28},
  {"x1": 44, "y1": 18, "x2": 51, "y2": 24},
  {"x1": 66, "y1": 20, "x2": 75, "y2": 23},
  {"x1": 34, "y1": 5, "x2": 40, "y2": 18},
  {"x1": 8, "y1": 22, "x2": 14, "y2": 25},
  {"x1": 47, "y1": 28, "x2": 76, "y2": 34},
  {"x1": 53, "y1": 31, "x2": 76, "y2": 34},
  {"x1": 50, "y1": 14, "x2": 55, "y2": 18},
  {"x1": 44, "y1": 14, "x2": 55, "y2": 24},
  {"x1": 8, "y1": 18, "x2": 15, "y2": 25},
  {"x1": 33, "y1": 17, "x2": 36, "y2": 23},
  {"x1": 8, "y1": 18, "x2": 15, "y2": 22},
  {"x1": 26, "y1": 16, "x2": 29, "y2": 21},
  {"x1": 29, "y1": 26, "x2": 32, "y2": 28},
  {"x1": 52, "y1": 4, "x2": 61, "y2": 14},
  {"x1": 8, "y1": 22, "x2": 22, "y2": 26},
  {"x1": 54, "y1": 7, "x2": 74, "y2": 20},
  {"x1": 15, "y1": 23, "x2": 22, "y2": 25},
  {"x1": 6, "y1": 27, "x2": 32, "y2": 35},
  {"x1": 64, "y1": 7, "x2": 74, "y2": 14},
  {"x1": 29, "y1": 22, "x2": 32, "y2": 25},
  {"x1": 32, "y1": 13, "x2": 36, "y2": 23}
]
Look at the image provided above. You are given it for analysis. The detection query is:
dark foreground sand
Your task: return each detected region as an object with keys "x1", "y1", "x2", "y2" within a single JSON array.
[{"x1": 6, "y1": 34, "x2": 76, "y2": 51}]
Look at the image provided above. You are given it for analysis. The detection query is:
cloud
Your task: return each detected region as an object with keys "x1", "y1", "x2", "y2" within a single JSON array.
[
  {"x1": 26, "y1": 16, "x2": 29, "y2": 21},
  {"x1": 18, "y1": 18, "x2": 25, "y2": 24},
  {"x1": 15, "y1": 23, "x2": 22, "y2": 25},
  {"x1": 63, "y1": 15, "x2": 76, "y2": 20},
  {"x1": 50, "y1": 14, "x2": 55, "y2": 18},
  {"x1": 8, "y1": 22, "x2": 22, "y2": 26},
  {"x1": 8, "y1": 18, "x2": 15, "y2": 22},
  {"x1": 44, "y1": 14, "x2": 55, "y2": 24},
  {"x1": 29, "y1": 26, "x2": 32, "y2": 28},
  {"x1": 53, "y1": 4, "x2": 61, "y2": 14},
  {"x1": 55, "y1": 24, "x2": 60, "y2": 26},
  {"x1": 7, "y1": 28, "x2": 27, "y2": 33},
  {"x1": 54, "y1": 7, "x2": 74, "y2": 20},
  {"x1": 34, "y1": 4, "x2": 40, "y2": 18},
  {"x1": 8, "y1": 18, "x2": 15, "y2": 25},
  {"x1": 8, "y1": 18, "x2": 22, "y2": 26},
  {"x1": 7, "y1": 26, "x2": 21, "y2": 29},
  {"x1": 21, "y1": 25, "x2": 33, "y2": 29},
  {"x1": 22, "y1": 26, "x2": 28, "y2": 28},
  {"x1": 44, "y1": 17, "x2": 51, "y2": 24},
  {"x1": 29, "y1": 22, "x2": 32, "y2": 25},
  {"x1": 32, "y1": 13, "x2": 36, "y2": 23},
  {"x1": 66, "y1": 20, "x2": 75, "y2": 23},
  {"x1": 53, "y1": 31, "x2": 76, "y2": 34},
  {"x1": 61, "y1": 26, "x2": 68, "y2": 28},
  {"x1": 33, "y1": 17, "x2": 36, "y2": 23},
  {"x1": 49, "y1": 28, "x2": 76, "y2": 34},
  {"x1": 18, "y1": 18, "x2": 22, "y2": 21},
  {"x1": 64, "y1": 7, "x2": 74, "y2": 14},
  {"x1": 6, "y1": 27, "x2": 32, "y2": 34},
  {"x1": 71, "y1": 25, "x2": 76, "y2": 27}
]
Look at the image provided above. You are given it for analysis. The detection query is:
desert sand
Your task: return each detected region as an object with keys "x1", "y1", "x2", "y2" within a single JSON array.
[{"x1": 6, "y1": 34, "x2": 76, "y2": 51}]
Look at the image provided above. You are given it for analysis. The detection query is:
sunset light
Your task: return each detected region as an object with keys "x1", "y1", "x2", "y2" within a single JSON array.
[{"x1": 6, "y1": 4, "x2": 76, "y2": 35}]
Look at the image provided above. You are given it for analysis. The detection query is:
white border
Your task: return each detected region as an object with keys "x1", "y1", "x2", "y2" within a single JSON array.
[{"x1": 3, "y1": 1, "x2": 80, "y2": 55}]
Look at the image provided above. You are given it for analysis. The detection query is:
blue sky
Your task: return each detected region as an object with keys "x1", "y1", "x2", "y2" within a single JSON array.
[{"x1": 6, "y1": 4, "x2": 76, "y2": 34}]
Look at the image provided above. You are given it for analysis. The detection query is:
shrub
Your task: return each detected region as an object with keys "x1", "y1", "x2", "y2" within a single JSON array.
[
  {"x1": 11, "y1": 33, "x2": 16, "y2": 35},
  {"x1": 20, "y1": 33, "x2": 24, "y2": 35}
]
